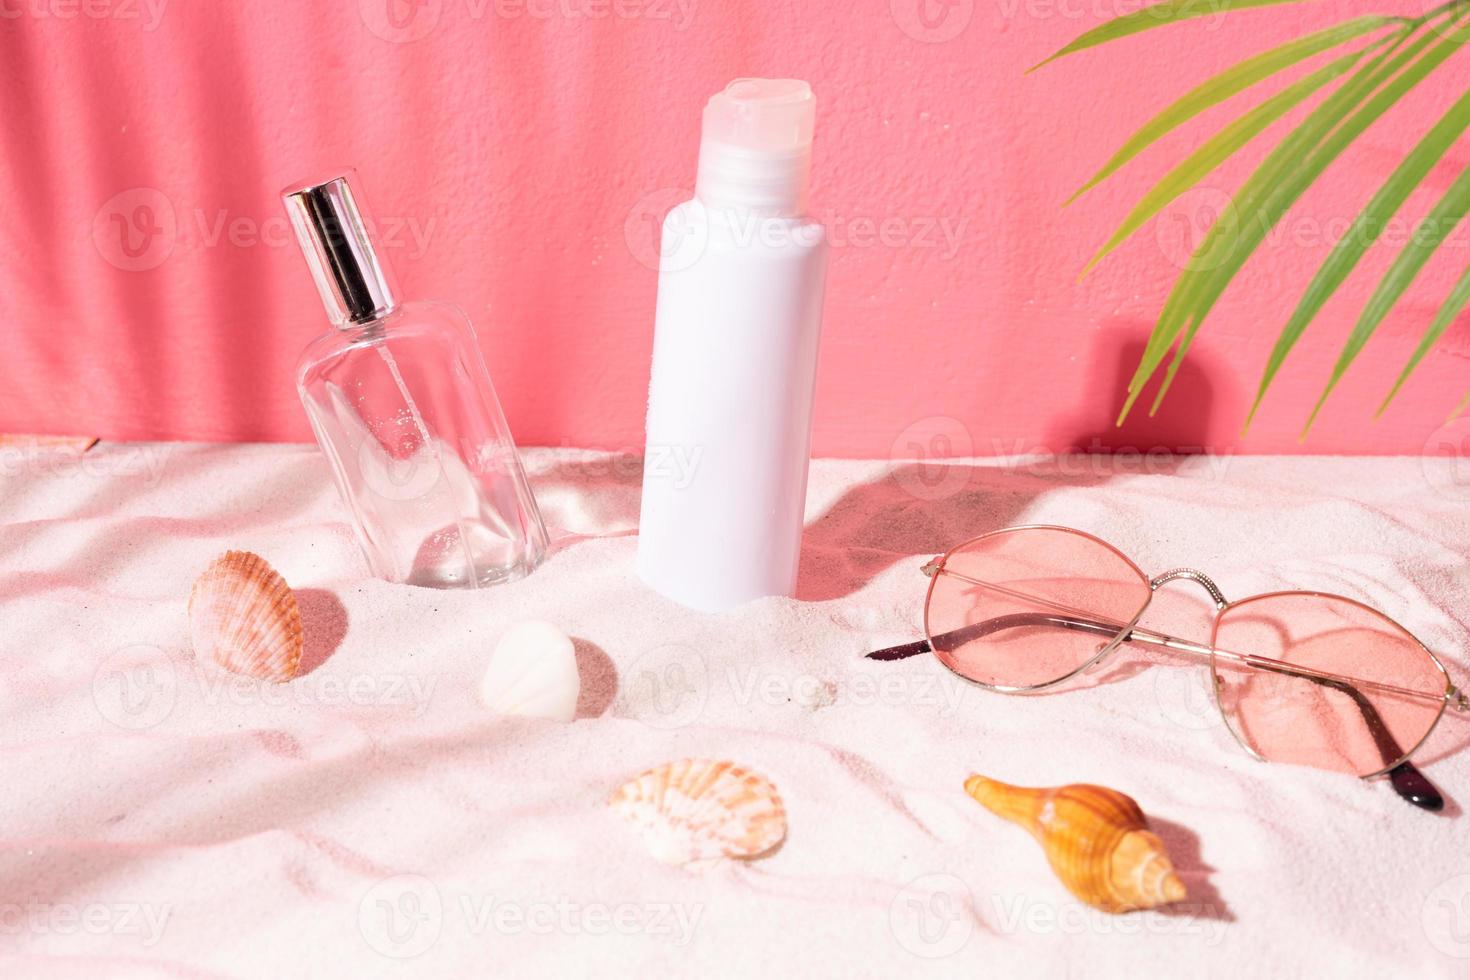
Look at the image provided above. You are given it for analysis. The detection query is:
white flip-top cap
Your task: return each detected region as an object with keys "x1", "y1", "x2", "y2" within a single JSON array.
[{"x1": 696, "y1": 78, "x2": 815, "y2": 215}]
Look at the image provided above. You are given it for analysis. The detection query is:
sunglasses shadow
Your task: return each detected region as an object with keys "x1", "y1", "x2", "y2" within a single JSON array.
[
  {"x1": 1148, "y1": 816, "x2": 1234, "y2": 922},
  {"x1": 1067, "y1": 649, "x2": 1155, "y2": 689}
]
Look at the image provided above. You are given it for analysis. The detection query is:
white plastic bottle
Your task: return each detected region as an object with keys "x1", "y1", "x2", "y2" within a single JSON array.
[{"x1": 637, "y1": 78, "x2": 829, "y2": 612}]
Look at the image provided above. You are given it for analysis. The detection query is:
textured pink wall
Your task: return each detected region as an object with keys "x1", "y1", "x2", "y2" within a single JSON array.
[{"x1": 4, "y1": 0, "x2": 1470, "y2": 457}]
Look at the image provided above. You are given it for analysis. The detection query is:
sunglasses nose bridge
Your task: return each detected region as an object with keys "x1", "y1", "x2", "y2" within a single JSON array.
[{"x1": 1149, "y1": 567, "x2": 1229, "y2": 609}]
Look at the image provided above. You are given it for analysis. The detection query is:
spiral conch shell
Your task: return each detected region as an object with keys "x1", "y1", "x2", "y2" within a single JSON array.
[
  {"x1": 965, "y1": 774, "x2": 1186, "y2": 913},
  {"x1": 188, "y1": 551, "x2": 303, "y2": 683},
  {"x1": 609, "y1": 759, "x2": 786, "y2": 869}
]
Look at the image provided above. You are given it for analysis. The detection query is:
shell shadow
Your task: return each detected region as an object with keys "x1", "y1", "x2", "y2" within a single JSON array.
[
  {"x1": 1149, "y1": 816, "x2": 1233, "y2": 922},
  {"x1": 573, "y1": 637, "x2": 618, "y2": 719},
  {"x1": 296, "y1": 588, "x2": 348, "y2": 676}
]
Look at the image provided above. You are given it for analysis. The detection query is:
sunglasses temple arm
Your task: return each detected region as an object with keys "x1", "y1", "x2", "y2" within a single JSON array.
[
  {"x1": 864, "y1": 614, "x2": 1123, "y2": 662},
  {"x1": 1302, "y1": 676, "x2": 1441, "y2": 812},
  {"x1": 1133, "y1": 629, "x2": 1443, "y2": 810},
  {"x1": 866, "y1": 612, "x2": 1446, "y2": 812},
  {"x1": 865, "y1": 638, "x2": 933, "y2": 661}
]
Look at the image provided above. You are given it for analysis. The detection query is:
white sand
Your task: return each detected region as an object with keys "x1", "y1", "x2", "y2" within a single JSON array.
[{"x1": 2, "y1": 442, "x2": 1469, "y2": 977}]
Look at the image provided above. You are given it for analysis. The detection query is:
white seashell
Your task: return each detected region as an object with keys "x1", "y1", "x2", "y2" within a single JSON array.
[
  {"x1": 608, "y1": 758, "x2": 786, "y2": 868},
  {"x1": 188, "y1": 551, "x2": 303, "y2": 683},
  {"x1": 479, "y1": 620, "x2": 580, "y2": 722}
]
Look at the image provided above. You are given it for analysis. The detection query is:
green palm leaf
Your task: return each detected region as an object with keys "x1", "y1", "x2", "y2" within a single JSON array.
[
  {"x1": 1126, "y1": 17, "x2": 1470, "y2": 421},
  {"x1": 1031, "y1": 0, "x2": 1318, "y2": 71},
  {"x1": 1115, "y1": 24, "x2": 1428, "y2": 421},
  {"x1": 1379, "y1": 261, "x2": 1470, "y2": 413},
  {"x1": 1080, "y1": 44, "x2": 1377, "y2": 276},
  {"x1": 1246, "y1": 79, "x2": 1470, "y2": 429},
  {"x1": 1304, "y1": 161, "x2": 1470, "y2": 432},
  {"x1": 1069, "y1": 16, "x2": 1396, "y2": 203},
  {"x1": 1135, "y1": 32, "x2": 1420, "y2": 392}
]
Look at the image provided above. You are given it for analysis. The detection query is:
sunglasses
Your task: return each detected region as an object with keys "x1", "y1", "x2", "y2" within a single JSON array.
[{"x1": 866, "y1": 525, "x2": 1469, "y2": 811}]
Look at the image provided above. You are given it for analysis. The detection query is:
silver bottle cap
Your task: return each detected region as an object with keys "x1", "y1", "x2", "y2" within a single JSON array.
[{"x1": 282, "y1": 170, "x2": 398, "y2": 326}]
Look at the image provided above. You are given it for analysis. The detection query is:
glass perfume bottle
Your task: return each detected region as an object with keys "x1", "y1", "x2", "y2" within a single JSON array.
[{"x1": 283, "y1": 171, "x2": 549, "y2": 589}]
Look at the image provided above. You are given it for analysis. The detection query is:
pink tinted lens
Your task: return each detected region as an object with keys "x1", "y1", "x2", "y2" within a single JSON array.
[
  {"x1": 1212, "y1": 594, "x2": 1447, "y2": 777},
  {"x1": 925, "y1": 527, "x2": 1152, "y2": 687}
]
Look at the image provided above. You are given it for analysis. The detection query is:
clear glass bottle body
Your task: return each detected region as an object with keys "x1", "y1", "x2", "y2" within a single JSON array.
[{"x1": 296, "y1": 300, "x2": 548, "y2": 589}]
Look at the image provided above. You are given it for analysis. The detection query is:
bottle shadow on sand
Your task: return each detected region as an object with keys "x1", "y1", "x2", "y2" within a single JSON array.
[{"x1": 797, "y1": 325, "x2": 1226, "y2": 602}]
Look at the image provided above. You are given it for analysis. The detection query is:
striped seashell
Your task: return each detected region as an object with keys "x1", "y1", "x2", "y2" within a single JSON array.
[
  {"x1": 188, "y1": 551, "x2": 303, "y2": 683},
  {"x1": 608, "y1": 759, "x2": 786, "y2": 868},
  {"x1": 964, "y1": 774, "x2": 1186, "y2": 913}
]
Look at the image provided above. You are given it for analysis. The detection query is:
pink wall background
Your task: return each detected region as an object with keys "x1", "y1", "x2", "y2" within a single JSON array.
[{"x1": 5, "y1": 0, "x2": 1470, "y2": 457}]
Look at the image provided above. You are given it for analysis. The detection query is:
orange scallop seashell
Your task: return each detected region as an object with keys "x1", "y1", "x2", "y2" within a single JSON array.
[
  {"x1": 609, "y1": 759, "x2": 786, "y2": 868},
  {"x1": 965, "y1": 774, "x2": 1186, "y2": 914},
  {"x1": 188, "y1": 551, "x2": 303, "y2": 683}
]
